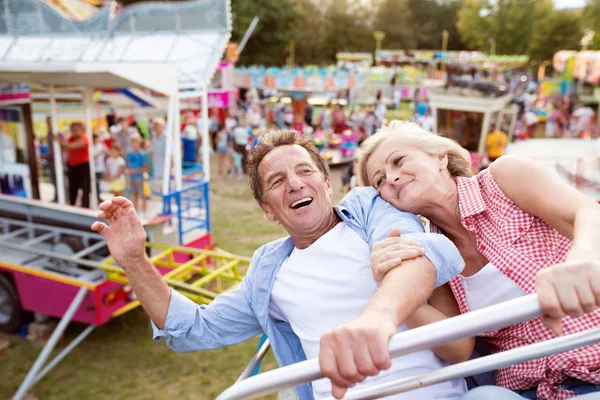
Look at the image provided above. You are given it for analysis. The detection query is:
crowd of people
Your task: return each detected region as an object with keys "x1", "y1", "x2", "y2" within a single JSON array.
[{"x1": 42, "y1": 114, "x2": 173, "y2": 218}]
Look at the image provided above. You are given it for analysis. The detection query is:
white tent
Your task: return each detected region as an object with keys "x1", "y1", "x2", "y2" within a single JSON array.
[{"x1": 0, "y1": 0, "x2": 232, "y2": 207}]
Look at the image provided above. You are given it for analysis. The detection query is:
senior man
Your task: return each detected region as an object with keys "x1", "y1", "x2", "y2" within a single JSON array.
[{"x1": 91, "y1": 130, "x2": 466, "y2": 399}]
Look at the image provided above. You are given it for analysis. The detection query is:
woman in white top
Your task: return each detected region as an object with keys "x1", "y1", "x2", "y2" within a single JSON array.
[
  {"x1": 92, "y1": 133, "x2": 107, "y2": 203},
  {"x1": 103, "y1": 143, "x2": 126, "y2": 197}
]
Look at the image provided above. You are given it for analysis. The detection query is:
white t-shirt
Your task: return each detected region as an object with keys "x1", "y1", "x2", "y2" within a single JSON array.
[
  {"x1": 460, "y1": 262, "x2": 527, "y2": 312},
  {"x1": 93, "y1": 143, "x2": 106, "y2": 173},
  {"x1": 105, "y1": 156, "x2": 126, "y2": 179},
  {"x1": 270, "y1": 223, "x2": 466, "y2": 400},
  {"x1": 233, "y1": 126, "x2": 249, "y2": 146},
  {"x1": 184, "y1": 124, "x2": 199, "y2": 140}
]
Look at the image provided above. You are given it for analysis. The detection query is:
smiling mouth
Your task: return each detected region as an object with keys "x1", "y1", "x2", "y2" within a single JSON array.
[
  {"x1": 290, "y1": 197, "x2": 313, "y2": 209},
  {"x1": 397, "y1": 180, "x2": 412, "y2": 196}
]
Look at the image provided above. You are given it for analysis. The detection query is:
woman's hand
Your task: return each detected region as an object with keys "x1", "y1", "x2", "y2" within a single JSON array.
[
  {"x1": 536, "y1": 207, "x2": 600, "y2": 336},
  {"x1": 371, "y1": 228, "x2": 425, "y2": 281},
  {"x1": 536, "y1": 260, "x2": 600, "y2": 336}
]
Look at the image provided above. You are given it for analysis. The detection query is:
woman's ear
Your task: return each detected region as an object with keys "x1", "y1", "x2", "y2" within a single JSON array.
[{"x1": 439, "y1": 153, "x2": 449, "y2": 170}]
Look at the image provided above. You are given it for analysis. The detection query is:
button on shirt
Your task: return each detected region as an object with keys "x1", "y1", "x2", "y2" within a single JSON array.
[{"x1": 152, "y1": 187, "x2": 465, "y2": 400}]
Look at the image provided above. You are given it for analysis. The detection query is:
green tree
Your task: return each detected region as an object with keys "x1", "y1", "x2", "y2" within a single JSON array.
[
  {"x1": 583, "y1": 0, "x2": 600, "y2": 50},
  {"x1": 407, "y1": 0, "x2": 464, "y2": 50},
  {"x1": 319, "y1": 0, "x2": 373, "y2": 62},
  {"x1": 457, "y1": 0, "x2": 538, "y2": 55},
  {"x1": 373, "y1": 0, "x2": 417, "y2": 49},
  {"x1": 231, "y1": 0, "x2": 300, "y2": 65},
  {"x1": 529, "y1": 6, "x2": 583, "y2": 61},
  {"x1": 294, "y1": 0, "x2": 327, "y2": 65}
]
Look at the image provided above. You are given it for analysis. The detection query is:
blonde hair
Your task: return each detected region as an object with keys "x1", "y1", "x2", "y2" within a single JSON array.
[
  {"x1": 129, "y1": 133, "x2": 143, "y2": 144},
  {"x1": 358, "y1": 121, "x2": 473, "y2": 186}
]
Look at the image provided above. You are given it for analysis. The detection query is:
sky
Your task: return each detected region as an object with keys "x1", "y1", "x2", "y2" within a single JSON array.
[{"x1": 553, "y1": 0, "x2": 586, "y2": 9}]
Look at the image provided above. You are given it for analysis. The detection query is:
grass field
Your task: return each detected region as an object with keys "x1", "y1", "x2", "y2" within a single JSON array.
[{"x1": 1, "y1": 161, "x2": 345, "y2": 400}]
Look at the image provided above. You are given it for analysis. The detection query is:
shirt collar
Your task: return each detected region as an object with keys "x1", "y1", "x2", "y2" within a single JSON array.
[{"x1": 456, "y1": 175, "x2": 487, "y2": 220}]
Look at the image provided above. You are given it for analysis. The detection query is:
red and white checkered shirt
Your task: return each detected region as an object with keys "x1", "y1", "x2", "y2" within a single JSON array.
[{"x1": 447, "y1": 168, "x2": 600, "y2": 399}]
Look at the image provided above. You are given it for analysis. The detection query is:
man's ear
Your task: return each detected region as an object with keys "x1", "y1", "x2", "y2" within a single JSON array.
[
  {"x1": 259, "y1": 201, "x2": 276, "y2": 222},
  {"x1": 325, "y1": 176, "x2": 333, "y2": 197}
]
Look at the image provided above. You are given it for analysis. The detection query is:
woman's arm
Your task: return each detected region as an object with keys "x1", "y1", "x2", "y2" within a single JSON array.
[
  {"x1": 405, "y1": 284, "x2": 475, "y2": 364},
  {"x1": 489, "y1": 155, "x2": 600, "y2": 240}
]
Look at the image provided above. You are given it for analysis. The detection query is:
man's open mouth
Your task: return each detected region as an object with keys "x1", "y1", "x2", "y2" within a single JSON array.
[{"x1": 290, "y1": 197, "x2": 313, "y2": 209}]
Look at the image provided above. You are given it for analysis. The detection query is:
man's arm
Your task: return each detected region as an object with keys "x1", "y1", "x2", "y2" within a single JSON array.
[
  {"x1": 321, "y1": 188, "x2": 464, "y2": 398},
  {"x1": 92, "y1": 197, "x2": 263, "y2": 352}
]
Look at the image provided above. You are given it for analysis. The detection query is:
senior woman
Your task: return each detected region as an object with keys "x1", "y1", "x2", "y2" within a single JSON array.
[{"x1": 356, "y1": 121, "x2": 600, "y2": 400}]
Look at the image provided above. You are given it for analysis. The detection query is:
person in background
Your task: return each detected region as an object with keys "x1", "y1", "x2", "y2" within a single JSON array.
[
  {"x1": 92, "y1": 133, "x2": 107, "y2": 204},
  {"x1": 375, "y1": 100, "x2": 387, "y2": 126},
  {"x1": 571, "y1": 104, "x2": 595, "y2": 138},
  {"x1": 228, "y1": 141, "x2": 244, "y2": 181},
  {"x1": 417, "y1": 109, "x2": 435, "y2": 133},
  {"x1": 215, "y1": 128, "x2": 230, "y2": 176},
  {"x1": 43, "y1": 115, "x2": 64, "y2": 202},
  {"x1": 304, "y1": 103, "x2": 314, "y2": 128},
  {"x1": 142, "y1": 138, "x2": 153, "y2": 178},
  {"x1": 104, "y1": 143, "x2": 126, "y2": 197},
  {"x1": 182, "y1": 116, "x2": 199, "y2": 164},
  {"x1": 232, "y1": 117, "x2": 250, "y2": 172},
  {"x1": 523, "y1": 110, "x2": 539, "y2": 139},
  {"x1": 59, "y1": 122, "x2": 90, "y2": 208},
  {"x1": 545, "y1": 103, "x2": 564, "y2": 138},
  {"x1": 332, "y1": 104, "x2": 346, "y2": 134},
  {"x1": 126, "y1": 134, "x2": 148, "y2": 218},
  {"x1": 113, "y1": 117, "x2": 130, "y2": 155},
  {"x1": 106, "y1": 108, "x2": 117, "y2": 129},
  {"x1": 319, "y1": 103, "x2": 333, "y2": 131},
  {"x1": 150, "y1": 118, "x2": 168, "y2": 188},
  {"x1": 485, "y1": 124, "x2": 508, "y2": 163},
  {"x1": 208, "y1": 109, "x2": 222, "y2": 151}
]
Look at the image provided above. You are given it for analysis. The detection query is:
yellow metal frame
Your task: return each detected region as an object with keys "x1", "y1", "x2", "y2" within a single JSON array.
[{"x1": 102, "y1": 243, "x2": 251, "y2": 318}]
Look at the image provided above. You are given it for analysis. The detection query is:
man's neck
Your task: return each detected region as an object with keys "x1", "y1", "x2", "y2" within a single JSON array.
[{"x1": 291, "y1": 210, "x2": 341, "y2": 250}]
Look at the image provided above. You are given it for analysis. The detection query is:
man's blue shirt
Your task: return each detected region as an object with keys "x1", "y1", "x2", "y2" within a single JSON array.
[{"x1": 152, "y1": 187, "x2": 464, "y2": 399}]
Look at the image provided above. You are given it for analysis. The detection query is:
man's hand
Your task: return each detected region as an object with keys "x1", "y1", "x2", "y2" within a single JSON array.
[
  {"x1": 536, "y1": 259, "x2": 600, "y2": 336},
  {"x1": 91, "y1": 197, "x2": 147, "y2": 268},
  {"x1": 371, "y1": 228, "x2": 424, "y2": 281},
  {"x1": 319, "y1": 309, "x2": 397, "y2": 399}
]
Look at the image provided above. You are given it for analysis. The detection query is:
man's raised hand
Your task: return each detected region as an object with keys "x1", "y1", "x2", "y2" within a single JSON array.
[{"x1": 91, "y1": 197, "x2": 147, "y2": 269}]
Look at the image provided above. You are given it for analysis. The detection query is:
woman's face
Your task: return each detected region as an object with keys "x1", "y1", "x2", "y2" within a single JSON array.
[{"x1": 365, "y1": 135, "x2": 448, "y2": 214}]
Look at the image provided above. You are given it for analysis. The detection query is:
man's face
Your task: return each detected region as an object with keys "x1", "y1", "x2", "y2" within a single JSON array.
[
  {"x1": 153, "y1": 122, "x2": 164, "y2": 136},
  {"x1": 71, "y1": 125, "x2": 83, "y2": 138},
  {"x1": 258, "y1": 145, "x2": 333, "y2": 237}
]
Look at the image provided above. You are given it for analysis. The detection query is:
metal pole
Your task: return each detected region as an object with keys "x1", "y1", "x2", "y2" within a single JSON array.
[
  {"x1": 201, "y1": 84, "x2": 210, "y2": 181},
  {"x1": 84, "y1": 87, "x2": 98, "y2": 209},
  {"x1": 478, "y1": 110, "x2": 491, "y2": 156},
  {"x1": 173, "y1": 94, "x2": 182, "y2": 191},
  {"x1": 216, "y1": 294, "x2": 544, "y2": 400},
  {"x1": 163, "y1": 97, "x2": 175, "y2": 196},
  {"x1": 237, "y1": 17, "x2": 259, "y2": 56},
  {"x1": 30, "y1": 325, "x2": 96, "y2": 387},
  {"x1": 334, "y1": 328, "x2": 600, "y2": 400},
  {"x1": 236, "y1": 339, "x2": 271, "y2": 382},
  {"x1": 49, "y1": 86, "x2": 65, "y2": 205},
  {"x1": 13, "y1": 287, "x2": 88, "y2": 400}
]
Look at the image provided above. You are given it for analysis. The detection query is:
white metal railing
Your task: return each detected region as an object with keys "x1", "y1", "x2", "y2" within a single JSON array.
[{"x1": 218, "y1": 294, "x2": 600, "y2": 400}]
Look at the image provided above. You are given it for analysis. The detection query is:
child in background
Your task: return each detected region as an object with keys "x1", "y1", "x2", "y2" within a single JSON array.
[
  {"x1": 92, "y1": 133, "x2": 107, "y2": 203},
  {"x1": 104, "y1": 143, "x2": 126, "y2": 197},
  {"x1": 228, "y1": 141, "x2": 243, "y2": 180},
  {"x1": 126, "y1": 133, "x2": 148, "y2": 218}
]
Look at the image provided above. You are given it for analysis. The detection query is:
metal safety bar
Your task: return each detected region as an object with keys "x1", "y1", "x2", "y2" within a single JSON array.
[
  {"x1": 217, "y1": 294, "x2": 599, "y2": 400},
  {"x1": 236, "y1": 339, "x2": 271, "y2": 383}
]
